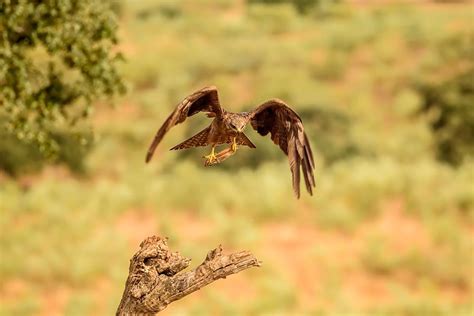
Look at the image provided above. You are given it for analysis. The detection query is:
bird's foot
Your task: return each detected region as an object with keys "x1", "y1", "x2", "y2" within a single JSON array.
[{"x1": 203, "y1": 152, "x2": 220, "y2": 167}]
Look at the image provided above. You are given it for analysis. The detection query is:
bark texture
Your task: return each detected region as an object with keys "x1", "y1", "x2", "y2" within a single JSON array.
[{"x1": 116, "y1": 236, "x2": 260, "y2": 315}]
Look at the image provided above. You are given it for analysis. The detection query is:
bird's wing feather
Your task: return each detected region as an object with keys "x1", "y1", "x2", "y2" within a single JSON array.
[
  {"x1": 249, "y1": 99, "x2": 315, "y2": 198},
  {"x1": 236, "y1": 133, "x2": 256, "y2": 148},
  {"x1": 169, "y1": 127, "x2": 211, "y2": 150},
  {"x1": 145, "y1": 86, "x2": 222, "y2": 162}
]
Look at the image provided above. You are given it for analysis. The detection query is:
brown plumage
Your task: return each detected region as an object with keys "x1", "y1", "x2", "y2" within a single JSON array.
[{"x1": 145, "y1": 86, "x2": 315, "y2": 198}]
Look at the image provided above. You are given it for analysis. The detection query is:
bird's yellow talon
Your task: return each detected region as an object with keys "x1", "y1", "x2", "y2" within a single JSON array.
[
  {"x1": 203, "y1": 146, "x2": 219, "y2": 166},
  {"x1": 203, "y1": 153, "x2": 218, "y2": 164}
]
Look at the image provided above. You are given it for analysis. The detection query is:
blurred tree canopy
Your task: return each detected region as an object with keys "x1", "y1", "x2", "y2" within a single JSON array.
[
  {"x1": 0, "y1": 0, "x2": 125, "y2": 175},
  {"x1": 417, "y1": 32, "x2": 474, "y2": 166},
  {"x1": 418, "y1": 69, "x2": 474, "y2": 165}
]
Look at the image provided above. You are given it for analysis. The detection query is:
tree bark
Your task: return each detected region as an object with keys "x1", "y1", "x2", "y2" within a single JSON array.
[{"x1": 116, "y1": 236, "x2": 260, "y2": 315}]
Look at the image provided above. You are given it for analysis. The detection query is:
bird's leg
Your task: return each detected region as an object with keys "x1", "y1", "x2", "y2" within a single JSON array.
[
  {"x1": 231, "y1": 137, "x2": 238, "y2": 152},
  {"x1": 210, "y1": 137, "x2": 238, "y2": 165},
  {"x1": 203, "y1": 145, "x2": 219, "y2": 166},
  {"x1": 203, "y1": 138, "x2": 239, "y2": 166}
]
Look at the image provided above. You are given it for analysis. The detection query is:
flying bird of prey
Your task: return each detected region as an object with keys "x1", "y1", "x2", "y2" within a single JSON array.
[{"x1": 145, "y1": 86, "x2": 315, "y2": 198}]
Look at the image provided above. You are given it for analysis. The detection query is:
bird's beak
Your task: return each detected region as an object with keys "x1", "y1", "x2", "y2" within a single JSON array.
[{"x1": 237, "y1": 127, "x2": 243, "y2": 132}]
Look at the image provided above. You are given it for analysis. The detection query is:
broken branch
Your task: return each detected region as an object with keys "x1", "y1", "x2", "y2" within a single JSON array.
[{"x1": 116, "y1": 236, "x2": 260, "y2": 315}]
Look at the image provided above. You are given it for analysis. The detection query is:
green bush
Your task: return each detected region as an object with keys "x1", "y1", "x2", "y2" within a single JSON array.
[
  {"x1": 0, "y1": 120, "x2": 92, "y2": 176},
  {"x1": 0, "y1": 0, "x2": 125, "y2": 162},
  {"x1": 418, "y1": 69, "x2": 474, "y2": 165}
]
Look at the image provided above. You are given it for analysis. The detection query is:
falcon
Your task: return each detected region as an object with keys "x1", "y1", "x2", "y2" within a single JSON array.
[{"x1": 145, "y1": 86, "x2": 315, "y2": 198}]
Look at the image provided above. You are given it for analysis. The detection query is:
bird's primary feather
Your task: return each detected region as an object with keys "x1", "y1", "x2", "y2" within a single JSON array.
[
  {"x1": 145, "y1": 86, "x2": 221, "y2": 162},
  {"x1": 249, "y1": 99, "x2": 315, "y2": 198}
]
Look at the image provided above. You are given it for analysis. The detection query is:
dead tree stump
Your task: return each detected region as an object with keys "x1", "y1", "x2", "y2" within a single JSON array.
[{"x1": 116, "y1": 236, "x2": 260, "y2": 315}]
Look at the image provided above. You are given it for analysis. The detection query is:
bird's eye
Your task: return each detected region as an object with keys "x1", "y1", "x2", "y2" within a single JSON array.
[{"x1": 230, "y1": 123, "x2": 236, "y2": 129}]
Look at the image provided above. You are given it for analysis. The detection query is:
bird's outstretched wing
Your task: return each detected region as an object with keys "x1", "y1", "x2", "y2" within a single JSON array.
[
  {"x1": 145, "y1": 86, "x2": 222, "y2": 163},
  {"x1": 249, "y1": 99, "x2": 315, "y2": 198}
]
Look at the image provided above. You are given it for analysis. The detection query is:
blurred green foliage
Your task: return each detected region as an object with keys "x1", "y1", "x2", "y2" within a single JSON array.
[
  {"x1": 0, "y1": 0, "x2": 125, "y2": 165},
  {"x1": 0, "y1": 117, "x2": 92, "y2": 176},
  {"x1": 248, "y1": 0, "x2": 340, "y2": 14},
  {"x1": 415, "y1": 30, "x2": 474, "y2": 165},
  {"x1": 418, "y1": 69, "x2": 474, "y2": 165}
]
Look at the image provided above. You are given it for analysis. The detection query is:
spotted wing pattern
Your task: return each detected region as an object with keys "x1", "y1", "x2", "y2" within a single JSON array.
[
  {"x1": 170, "y1": 127, "x2": 211, "y2": 150},
  {"x1": 250, "y1": 99, "x2": 315, "y2": 198},
  {"x1": 145, "y1": 86, "x2": 222, "y2": 162},
  {"x1": 235, "y1": 133, "x2": 256, "y2": 148}
]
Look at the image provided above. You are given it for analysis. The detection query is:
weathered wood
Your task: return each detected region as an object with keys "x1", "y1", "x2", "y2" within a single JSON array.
[{"x1": 116, "y1": 236, "x2": 260, "y2": 315}]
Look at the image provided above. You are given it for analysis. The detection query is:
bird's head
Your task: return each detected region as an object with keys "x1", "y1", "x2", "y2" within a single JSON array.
[{"x1": 226, "y1": 114, "x2": 247, "y2": 132}]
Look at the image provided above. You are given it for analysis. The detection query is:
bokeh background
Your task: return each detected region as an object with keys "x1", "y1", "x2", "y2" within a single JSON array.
[{"x1": 1, "y1": 0, "x2": 473, "y2": 315}]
